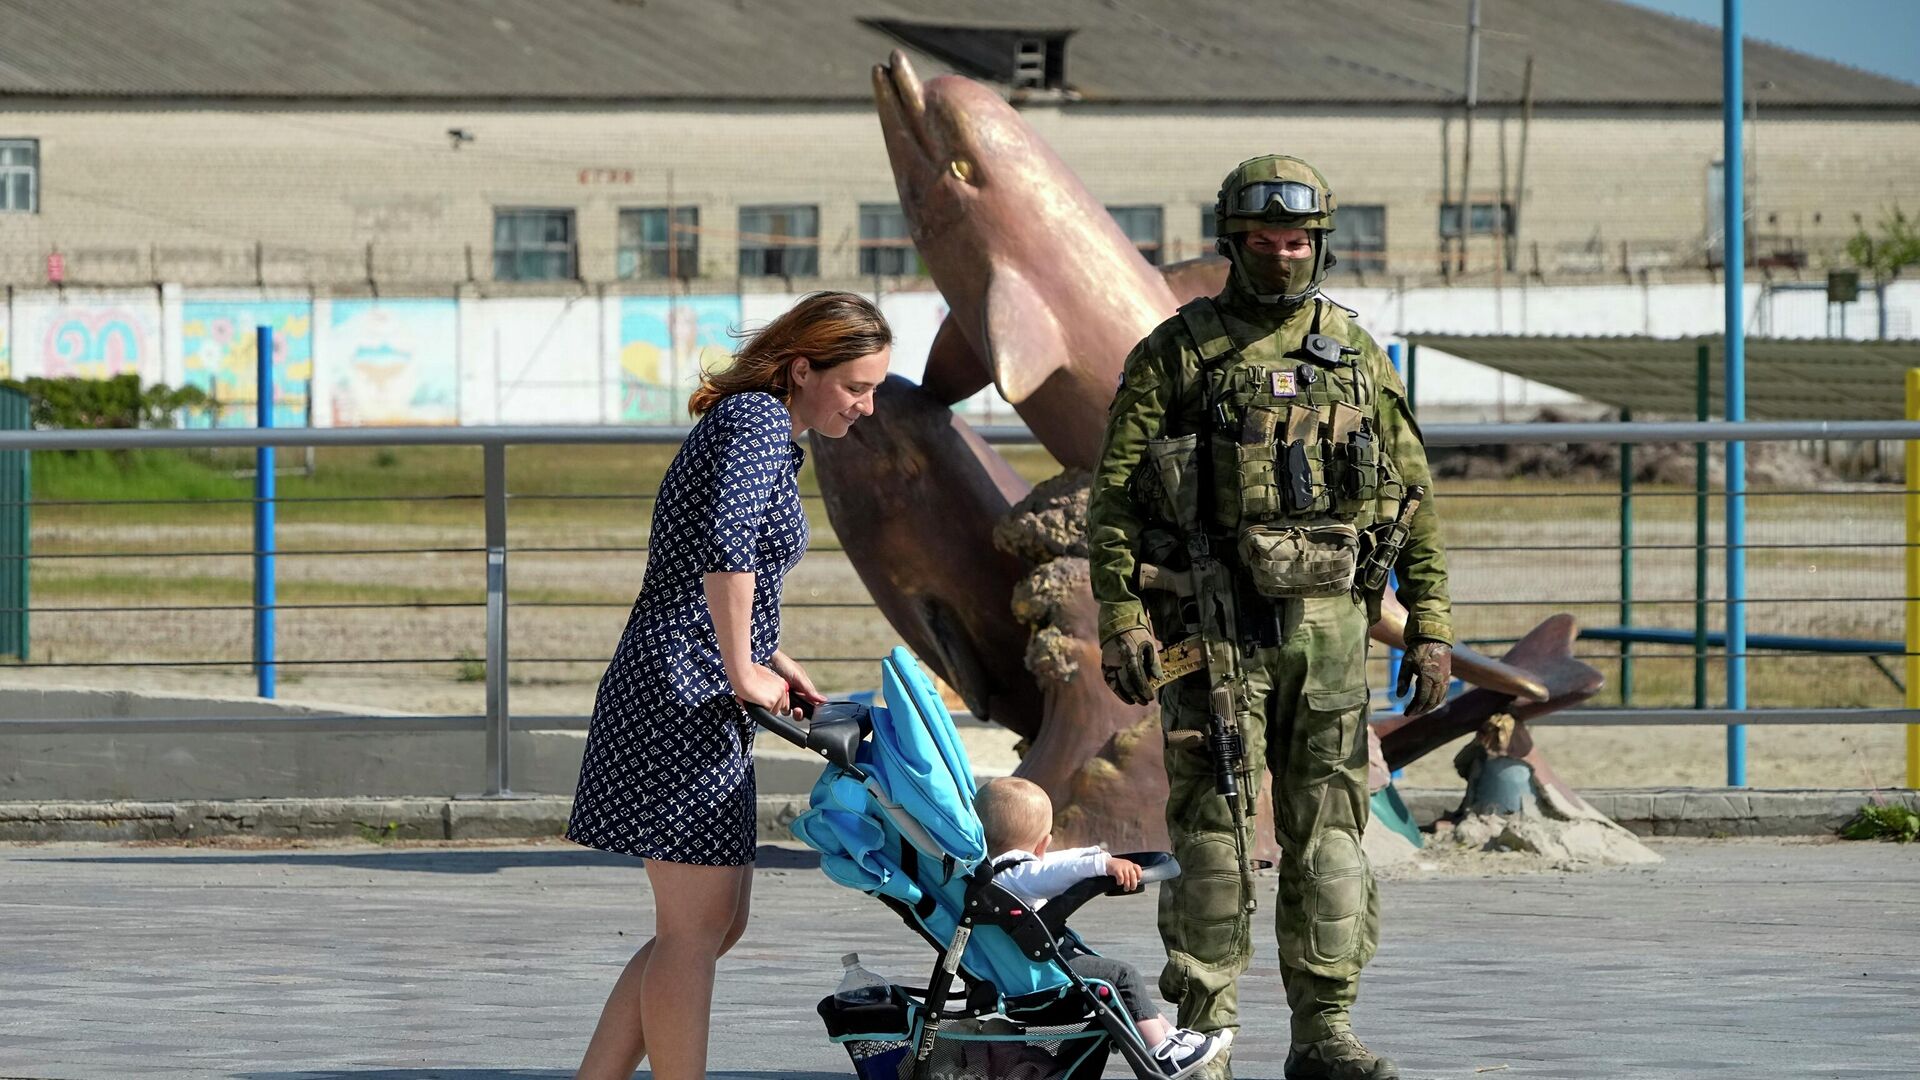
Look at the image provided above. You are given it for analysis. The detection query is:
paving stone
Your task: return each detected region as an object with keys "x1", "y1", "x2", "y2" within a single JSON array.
[{"x1": 1, "y1": 837, "x2": 1915, "y2": 1078}]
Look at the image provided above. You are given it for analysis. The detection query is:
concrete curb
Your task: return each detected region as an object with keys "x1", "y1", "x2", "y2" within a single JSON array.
[
  {"x1": 3, "y1": 787, "x2": 1915, "y2": 844},
  {"x1": 0, "y1": 795, "x2": 819, "y2": 844}
]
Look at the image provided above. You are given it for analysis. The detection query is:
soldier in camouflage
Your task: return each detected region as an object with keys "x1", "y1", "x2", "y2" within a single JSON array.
[{"x1": 1086, "y1": 155, "x2": 1454, "y2": 1080}]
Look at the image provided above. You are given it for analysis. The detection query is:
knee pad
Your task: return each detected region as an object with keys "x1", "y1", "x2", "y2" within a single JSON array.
[
  {"x1": 1280, "y1": 826, "x2": 1372, "y2": 975},
  {"x1": 1164, "y1": 832, "x2": 1252, "y2": 965}
]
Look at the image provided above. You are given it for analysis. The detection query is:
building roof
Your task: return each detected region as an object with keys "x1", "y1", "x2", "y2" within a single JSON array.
[
  {"x1": 1, "y1": 0, "x2": 1915, "y2": 108},
  {"x1": 1402, "y1": 334, "x2": 1920, "y2": 421}
]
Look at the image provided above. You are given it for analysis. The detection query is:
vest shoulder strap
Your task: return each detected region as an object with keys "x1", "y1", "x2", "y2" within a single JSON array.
[{"x1": 1176, "y1": 297, "x2": 1236, "y2": 363}]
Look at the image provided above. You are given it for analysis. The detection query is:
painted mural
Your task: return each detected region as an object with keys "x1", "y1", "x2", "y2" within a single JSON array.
[
  {"x1": 617, "y1": 295, "x2": 740, "y2": 422},
  {"x1": 0, "y1": 308, "x2": 9, "y2": 380},
  {"x1": 10, "y1": 292, "x2": 162, "y2": 383},
  {"x1": 181, "y1": 301, "x2": 313, "y2": 427},
  {"x1": 323, "y1": 299, "x2": 459, "y2": 427}
]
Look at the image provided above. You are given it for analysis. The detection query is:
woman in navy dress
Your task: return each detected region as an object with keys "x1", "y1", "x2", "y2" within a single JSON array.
[{"x1": 569, "y1": 292, "x2": 892, "y2": 1080}]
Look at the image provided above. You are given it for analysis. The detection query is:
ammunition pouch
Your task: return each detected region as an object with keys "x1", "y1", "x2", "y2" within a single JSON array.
[
  {"x1": 1336, "y1": 426, "x2": 1379, "y2": 504},
  {"x1": 1236, "y1": 520, "x2": 1359, "y2": 599},
  {"x1": 1143, "y1": 433, "x2": 1202, "y2": 534}
]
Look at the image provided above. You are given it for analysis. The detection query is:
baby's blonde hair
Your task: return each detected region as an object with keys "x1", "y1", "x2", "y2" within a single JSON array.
[{"x1": 976, "y1": 777, "x2": 1054, "y2": 853}]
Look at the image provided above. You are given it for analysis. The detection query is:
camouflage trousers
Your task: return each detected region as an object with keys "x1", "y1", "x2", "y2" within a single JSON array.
[{"x1": 1152, "y1": 592, "x2": 1379, "y2": 1053}]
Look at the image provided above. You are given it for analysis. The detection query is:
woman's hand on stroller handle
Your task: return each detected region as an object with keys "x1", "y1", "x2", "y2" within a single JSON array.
[
  {"x1": 767, "y1": 650, "x2": 828, "y2": 709},
  {"x1": 730, "y1": 663, "x2": 792, "y2": 714}
]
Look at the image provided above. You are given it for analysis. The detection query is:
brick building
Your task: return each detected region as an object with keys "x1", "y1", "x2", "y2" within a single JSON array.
[{"x1": 1, "y1": 0, "x2": 1915, "y2": 291}]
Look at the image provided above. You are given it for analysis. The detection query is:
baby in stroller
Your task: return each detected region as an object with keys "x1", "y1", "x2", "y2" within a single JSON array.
[
  {"x1": 976, "y1": 777, "x2": 1232, "y2": 1079},
  {"x1": 757, "y1": 647, "x2": 1238, "y2": 1080}
]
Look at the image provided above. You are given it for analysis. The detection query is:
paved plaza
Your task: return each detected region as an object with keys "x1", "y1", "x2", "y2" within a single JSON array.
[{"x1": 1, "y1": 837, "x2": 1915, "y2": 1080}]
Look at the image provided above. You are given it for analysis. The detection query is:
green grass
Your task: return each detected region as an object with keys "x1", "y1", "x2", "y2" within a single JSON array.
[
  {"x1": 1840, "y1": 803, "x2": 1920, "y2": 843},
  {"x1": 30, "y1": 441, "x2": 1068, "y2": 529},
  {"x1": 29, "y1": 569, "x2": 620, "y2": 608}
]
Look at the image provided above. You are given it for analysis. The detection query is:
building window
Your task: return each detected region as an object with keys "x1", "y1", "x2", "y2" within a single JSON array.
[
  {"x1": 1336, "y1": 205, "x2": 1387, "y2": 272},
  {"x1": 738, "y1": 204, "x2": 819, "y2": 277},
  {"x1": 1201, "y1": 206, "x2": 1217, "y2": 245},
  {"x1": 493, "y1": 208, "x2": 576, "y2": 281},
  {"x1": 1108, "y1": 206, "x2": 1164, "y2": 266},
  {"x1": 1011, "y1": 37, "x2": 1067, "y2": 90},
  {"x1": 1439, "y1": 201, "x2": 1514, "y2": 239},
  {"x1": 0, "y1": 139, "x2": 37, "y2": 213},
  {"x1": 618, "y1": 207, "x2": 698, "y2": 280},
  {"x1": 858, "y1": 204, "x2": 920, "y2": 276}
]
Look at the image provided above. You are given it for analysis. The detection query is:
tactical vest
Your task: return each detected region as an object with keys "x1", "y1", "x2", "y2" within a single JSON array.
[{"x1": 1158, "y1": 297, "x2": 1396, "y2": 599}]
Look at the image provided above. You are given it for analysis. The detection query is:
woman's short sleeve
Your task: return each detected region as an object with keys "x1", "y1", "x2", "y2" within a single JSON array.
[{"x1": 702, "y1": 394, "x2": 792, "y2": 574}]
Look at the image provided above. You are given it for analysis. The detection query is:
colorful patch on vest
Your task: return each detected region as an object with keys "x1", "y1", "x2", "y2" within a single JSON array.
[{"x1": 1270, "y1": 370, "x2": 1298, "y2": 398}]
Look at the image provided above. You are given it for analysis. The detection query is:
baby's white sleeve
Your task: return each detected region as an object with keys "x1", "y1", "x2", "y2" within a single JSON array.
[{"x1": 997, "y1": 849, "x2": 1111, "y2": 905}]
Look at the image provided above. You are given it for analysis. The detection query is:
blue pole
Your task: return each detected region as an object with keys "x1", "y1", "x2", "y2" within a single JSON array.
[
  {"x1": 1722, "y1": 0, "x2": 1747, "y2": 786},
  {"x1": 255, "y1": 324, "x2": 276, "y2": 699}
]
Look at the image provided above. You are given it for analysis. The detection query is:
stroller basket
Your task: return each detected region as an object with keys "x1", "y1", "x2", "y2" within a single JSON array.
[{"x1": 820, "y1": 985, "x2": 1110, "y2": 1080}]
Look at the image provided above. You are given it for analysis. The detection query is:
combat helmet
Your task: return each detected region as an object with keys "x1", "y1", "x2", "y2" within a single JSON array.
[{"x1": 1213, "y1": 155, "x2": 1338, "y2": 307}]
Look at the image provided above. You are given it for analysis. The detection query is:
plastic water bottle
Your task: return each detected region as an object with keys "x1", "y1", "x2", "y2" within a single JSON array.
[{"x1": 833, "y1": 952, "x2": 890, "y2": 1006}]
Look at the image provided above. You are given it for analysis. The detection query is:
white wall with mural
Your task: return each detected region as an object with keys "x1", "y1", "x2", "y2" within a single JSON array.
[
  {"x1": 5, "y1": 280, "x2": 1914, "y2": 425},
  {"x1": 4, "y1": 289, "x2": 165, "y2": 385},
  {"x1": 317, "y1": 299, "x2": 461, "y2": 427},
  {"x1": 179, "y1": 294, "x2": 314, "y2": 427}
]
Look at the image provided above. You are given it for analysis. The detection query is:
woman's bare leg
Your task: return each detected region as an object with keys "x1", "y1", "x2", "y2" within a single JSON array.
[{"x1": 575, "y1": 860, "x2": 753, "y2": 1080}]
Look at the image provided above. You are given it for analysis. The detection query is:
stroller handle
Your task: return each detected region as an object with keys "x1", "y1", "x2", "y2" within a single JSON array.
[
  {"x1": 743, "y1": 700, "x2": 811, "y2": 748},
  {"x1": 742, "y1": 699, "x2": 872, "y2": 773}
]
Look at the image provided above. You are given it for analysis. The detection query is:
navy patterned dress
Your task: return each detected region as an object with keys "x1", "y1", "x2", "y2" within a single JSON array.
[{"x1": 567, "y1": 391, "x2": 809, "y2": 866}]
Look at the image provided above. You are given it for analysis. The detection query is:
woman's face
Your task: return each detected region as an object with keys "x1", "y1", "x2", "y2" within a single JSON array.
[{"x1": 790, "y1": 347, "x2": 891, "y2": 438}]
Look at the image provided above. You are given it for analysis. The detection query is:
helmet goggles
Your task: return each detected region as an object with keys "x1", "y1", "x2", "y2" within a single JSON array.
[{"x1": 1229, "y1": 179, "x2": 1324, "y2": 219}]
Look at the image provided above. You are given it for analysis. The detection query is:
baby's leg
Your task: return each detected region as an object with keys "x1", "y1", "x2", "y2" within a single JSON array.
[{"x1": 1066, "y1": 954, "x2": 1169, "y2": 1043}]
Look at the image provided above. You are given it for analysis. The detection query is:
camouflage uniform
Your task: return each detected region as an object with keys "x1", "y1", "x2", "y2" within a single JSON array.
[{"x1": 1087, "y1": 157, "x2": 1452, "y2": 1078}]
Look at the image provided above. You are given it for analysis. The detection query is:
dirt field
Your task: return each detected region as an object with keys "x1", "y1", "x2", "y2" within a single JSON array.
[{"x1": 9, "y1": 447, "x2": 1911, "y2": 791}]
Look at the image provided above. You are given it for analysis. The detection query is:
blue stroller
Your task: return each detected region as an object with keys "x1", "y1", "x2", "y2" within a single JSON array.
[{"x1": 748, "y1": 647, "x2": 1181, "y2": 1080}]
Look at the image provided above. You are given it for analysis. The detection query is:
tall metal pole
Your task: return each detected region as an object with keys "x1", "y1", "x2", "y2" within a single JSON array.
[
  {"x1": 1511, "y1": 54, "x2": 1534, "y2": 273},
  {"x1": 483, "y1": 442, "x2": 512, "y2": 796},
  {"x1": 1695, "y1": 344, "x2": 1710, "y2": 714},
  {"x1": 1906, "y1": 369, "x2": 1919, "y2": 788},
  {"x1": 1456, "y1": 0, "x2": 1482, "y2": 273},
  {"x1": 254, "y1": 325, "x2": 277, "y2": 700},
  {"x1": 1620, "y1": 407, "x2": 1634, "y2": 705},
  {"x1": 1722, "y1": 0, "x2": 1748, "y2": 786}
]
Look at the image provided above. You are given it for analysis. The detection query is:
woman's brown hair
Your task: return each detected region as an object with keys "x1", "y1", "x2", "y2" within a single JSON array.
[{"x1": 688, "y1": 291, "x2": 892, "y2": 417}]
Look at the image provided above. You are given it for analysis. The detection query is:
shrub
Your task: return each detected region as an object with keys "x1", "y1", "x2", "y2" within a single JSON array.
[{"x1": 0, "y1": 374, "x2": 210, "y2": 430}]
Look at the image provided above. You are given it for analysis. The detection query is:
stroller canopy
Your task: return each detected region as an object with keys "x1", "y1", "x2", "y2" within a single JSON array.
[{"x1": 792, "y1": 647, "x2": 1072, "y2": 999}]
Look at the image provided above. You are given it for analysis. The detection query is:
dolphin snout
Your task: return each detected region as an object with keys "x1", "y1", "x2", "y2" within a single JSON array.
[{"x1": 873, "y1": 50, "x2": 935, "y2": 163}]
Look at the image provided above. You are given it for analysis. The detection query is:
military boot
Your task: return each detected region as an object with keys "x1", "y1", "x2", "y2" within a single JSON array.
[{"x1": 1283, "y1": 1030, "x2": 1398, "y2": 1080}]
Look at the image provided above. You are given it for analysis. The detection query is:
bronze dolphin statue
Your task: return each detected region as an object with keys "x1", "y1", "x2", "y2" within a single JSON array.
[
  {"x1": 873, "y1": 51, "x2": 1175, "y2": 469},
  {"x1": 832, "y1": 56, "x2": 1604, "y2": 848}
]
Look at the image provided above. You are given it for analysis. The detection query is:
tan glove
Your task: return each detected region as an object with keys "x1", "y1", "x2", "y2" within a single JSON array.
[
  {"x1": 1396, "y1": 640, "x2": 1454, "y2": 718},
  {"x1": 1100, "y1": 627, "x2": 1164, "y2": 706}
]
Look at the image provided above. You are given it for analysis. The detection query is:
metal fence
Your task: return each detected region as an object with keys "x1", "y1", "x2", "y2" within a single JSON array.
[{"x1": 1, "y1": 419, "x2": 1916, "y2": 796}]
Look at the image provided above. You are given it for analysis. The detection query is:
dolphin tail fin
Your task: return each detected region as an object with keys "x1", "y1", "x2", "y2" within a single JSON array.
[
  {"x1": 1375, "y1": 613, "x2": 1605, "y2": 772},
  {"x1": 985, "y1": 265, "x2": 1068, "y2": 404}
]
